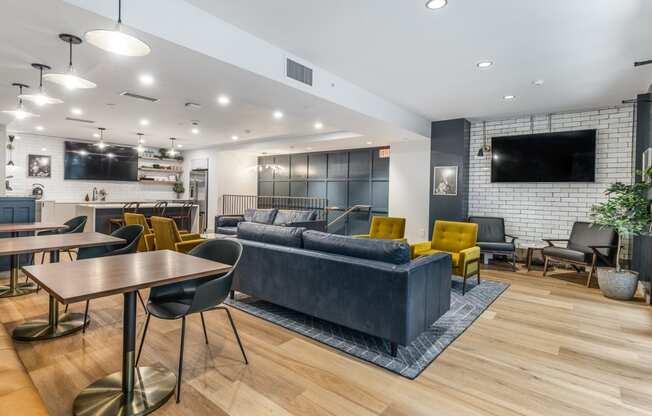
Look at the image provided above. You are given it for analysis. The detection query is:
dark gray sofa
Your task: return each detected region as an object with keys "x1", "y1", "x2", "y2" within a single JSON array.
[
  {"x1": 232, "y1": 222, "x2": 452, "y2": 355},
  {"x1": 215, "y1": 208, "x2": 326, "y2": 235}
]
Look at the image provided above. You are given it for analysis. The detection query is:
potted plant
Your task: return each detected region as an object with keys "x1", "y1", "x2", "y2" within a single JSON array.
[
  {"x1": 173, "y1": 180, "x2": 185, "y2": 199},
  {"x1": 590, "y1": 167, "x2": 652, "y2": 300}
]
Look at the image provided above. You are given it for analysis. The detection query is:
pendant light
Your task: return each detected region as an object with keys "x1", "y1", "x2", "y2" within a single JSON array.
[
  {"x1": 43, "y1": 34, "x2": 96, "y2": 90},
  {"x1": 136, "y1": 132, "x2": 145, "y2": 153},
  {"x1": 85, "y1": 0, "x2": 151, "y2": 57},
  {"x1": 19, "y1": 64, "x2": 63, "y2": 106},
  {"x1": 476, "y1": 121, "x2": 490, "y2": 158},
  {"x1": 1, "y1": 83, "x2": 39, "y2": 120},
  {"x1": 96, "y1": 127, "x2": 107, "y2": 149},
  {"x1": 167, "y1": 137, "x2": 178, "y2": 157}
]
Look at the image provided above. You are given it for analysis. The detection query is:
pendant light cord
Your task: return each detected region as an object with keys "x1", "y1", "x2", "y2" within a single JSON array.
[
  {"x1": 68, "y1": 40, "x2": 73, "y2": 68},
  {"x1": 118, "y1": 0, "x2": 122, "y2": 24},
  {"x1": 39, "y1": 66, "x2": 43, "y2": 89}
]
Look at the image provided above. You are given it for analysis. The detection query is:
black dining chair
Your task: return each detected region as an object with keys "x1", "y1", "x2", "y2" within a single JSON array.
[
  {"x1": 71, "y1": 225, "x2": 144, "y2": 333},
  {"x1": 38, "y1": 215, "x2": 87, "y2": 263},
  {"x1": 135, "y1": 239, "x2": 247, "y2": 403}
]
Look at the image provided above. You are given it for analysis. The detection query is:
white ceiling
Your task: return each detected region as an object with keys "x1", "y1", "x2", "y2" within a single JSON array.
[
  {"x1": 0, "y1": 0, "x2": 387, "y2": 150},
  {"x1": 186, "y1": 0, "x2": 652, "y2": 121}
]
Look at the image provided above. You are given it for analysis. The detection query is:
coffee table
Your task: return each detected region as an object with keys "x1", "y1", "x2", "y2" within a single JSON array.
[
  {"x1": 22, "y1": 249, "x2": 231, "y2": 416},
  {"x1": 0, "y1": 222, "x2": 66, "y2": 297},
  {"x1": 4, "y1": 232, "x2": 125, "y2": 341}
]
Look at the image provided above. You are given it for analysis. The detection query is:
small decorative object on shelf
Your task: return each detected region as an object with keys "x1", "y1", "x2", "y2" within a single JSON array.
[
  {"x1": 590, "y1": 167, "x2": 652, "y2": 300},
  {"x1": 173, "y1": 179, "x2": 185, "y2": 199}
]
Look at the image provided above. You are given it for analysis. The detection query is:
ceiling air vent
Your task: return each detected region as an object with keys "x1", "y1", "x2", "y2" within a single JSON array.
[
  {"x1": 286, "y1": 58, "x2": 313, "y2": 86},
  {"x1": 65, "y1": 117, "x2": 95, "y2": 124},
  {"x1": 119, "y1": 91, "x2": 160, "y2": 103}
]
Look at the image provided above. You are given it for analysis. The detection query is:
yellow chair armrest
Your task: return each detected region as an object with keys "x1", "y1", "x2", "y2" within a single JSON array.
[
  {"x1": 459, "y1": 245, "x2": 481, "y2": 264},
  {"x1": 144, "y1": 233, "x2": 156, "y2": 251},
  {"x1": 410, "y1": 241, "x2": 433, "y2": 259},
  {"x1": 180, "y1": 233, "x2": 202, "y2": 241},
  {"x1": 393, "y1": 237, "x2": 408, "y2": 243},
  {"x1": 352, "y1": 234, "x2": 370, "y2": 239},
  {"x1": 175, "y1": 239, "x2": 206, "y2": 254}
]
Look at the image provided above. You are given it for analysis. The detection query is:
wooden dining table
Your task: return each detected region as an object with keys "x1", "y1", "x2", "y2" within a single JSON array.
[
  {"x1": 22, "y1": 249, "x2": 231, "y2": 416},
  {"x1": 0, "y1": 222, "x2": 66, "y2": 297},
  {"x1": 2, "y1": 232, "x2": 126, "y2": 341}
]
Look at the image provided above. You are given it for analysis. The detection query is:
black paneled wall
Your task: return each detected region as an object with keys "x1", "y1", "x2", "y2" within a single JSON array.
[
  {"x1": 258, "y1": 148, "x2": 389, "y2": 235},
  {"x1": 633, "y1": 93, "x2": 652, "y2": 284}
]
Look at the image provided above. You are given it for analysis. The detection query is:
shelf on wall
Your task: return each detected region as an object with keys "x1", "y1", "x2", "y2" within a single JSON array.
[
  {"x1": 139, "y1": 180, "x2": 177, "y2": 185},
  {"x1": 138, "y1": 167, "x2": 183, "y2": 173},
  {"x1": 138, "y1": 156, "x2": 183, "y2": 163}
]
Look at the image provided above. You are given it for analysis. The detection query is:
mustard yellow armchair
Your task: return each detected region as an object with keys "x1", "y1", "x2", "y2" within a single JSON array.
[
  {"x1": 353, "y1": 216, "x2": 407, "y2": 243},
  {"x1": 150, "y1": 216, "x2": 206, "y2": 254},
  {"x1": 124, "y1": 213, "x2": 156, "y2": 252},
  {"x1": 411, "y1": 220, "x2": 480, "y2": 294}
]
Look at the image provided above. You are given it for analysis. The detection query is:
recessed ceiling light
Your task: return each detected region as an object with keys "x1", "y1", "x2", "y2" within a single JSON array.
[
  {"x1": 41, "y1": 147, "x2": 47, "y2": 152},
  {"x1": 314, "y1": 121, "x2": 323, "y2": 130},
  {"x1": 177, "y1": 144, "x2": 183, "y2": 148},
  {"x1": 366, "y1": 141, "x2": 373, "y2": 145},
  {"x1": 35, "y1": 125, "x2": 44, "y2": 131},
  {"x1": 139, "y1": 73, "x2": 155, "y2": 86},
  {"x1": 503, "y1": 95, "x2": 516, "y2": 100},
  {"x1": 477, "y1": 61, "x2": 493, "y2": 69},
  {"x1": 217, "y1": 95, "x2": 230, "y2": 106},
  {"x1": 191, "y1": 127, "x2": 199, "y2": 134},
  {"x1": 71, "y1": 107, "x2": 83, "y2": 115},
  {"x1": 93, "y1": 133, "x2": 100, "y2": 138},
  {"x1": 532, "y1": 79, "x2": 545, "y2": 86},
  {"x1": 231, "y1": 135, "x2": 239, "y2": 141},
  {"x1": 273, "y1": 110, "x2": 284, "y2": 120},
  {"x1": 14, "y1": 136, "x2": 20, "y2": 140},
  {"x1": 425, "y1": 0, "x2": 447, "y2": 9},
  {"x1": 139, "y1": 118, "x2": 150, "y2": 126},
  {"x1": 307, "y1": 147, "x2": 313, "y2": 151}
]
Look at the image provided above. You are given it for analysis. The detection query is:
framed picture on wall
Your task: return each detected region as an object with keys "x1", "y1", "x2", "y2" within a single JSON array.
[
  {"x1": 433, "y1": 166, "x2": 458, "y2": 196},
  {"x1": 28, "y1": 154, "x2": 51, "y2": 178}
]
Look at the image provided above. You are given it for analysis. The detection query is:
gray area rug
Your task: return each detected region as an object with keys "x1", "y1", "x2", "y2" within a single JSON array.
[{"x1": 225, "y1": 276, "x2": 509, "y2": 379}]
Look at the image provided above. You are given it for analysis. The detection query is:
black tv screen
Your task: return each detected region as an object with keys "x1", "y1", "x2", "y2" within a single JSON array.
[
  {"x1": 64, "y1": 141, "x2": 138, "y2": 181},
  {"x1": 491, "y1": 130, "x2": 596, "y2": 182}
]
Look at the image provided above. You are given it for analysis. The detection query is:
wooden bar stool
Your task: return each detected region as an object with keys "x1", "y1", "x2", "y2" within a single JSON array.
[
  {"x1": 168, "y1": 202, "x2": 193, "y2": 233},
  {"x1": 109, "y1": 202, "x2": 139, "y2": 232}
]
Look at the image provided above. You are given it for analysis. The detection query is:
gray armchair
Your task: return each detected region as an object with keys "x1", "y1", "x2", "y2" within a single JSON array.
[
  {"x1": 542, "y1": 222, "x2": 618, "y2": 287},
  {"x1": 468, "y1": 216, "x2": 518, "y2": 271}
]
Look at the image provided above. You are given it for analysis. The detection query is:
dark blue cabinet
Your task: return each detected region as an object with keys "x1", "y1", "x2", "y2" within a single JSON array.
[{"x1": 0, "y1": 197, "x2": 36, "y2": 271}]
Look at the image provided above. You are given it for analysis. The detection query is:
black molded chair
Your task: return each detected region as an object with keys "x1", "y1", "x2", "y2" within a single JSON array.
[
  {"x1": 38, "y1": 215, "x2": 87, "y2": 263},
  {"x1": 135, "y1": 239, "x2": 247, "y2": 403},
  {"x1": 468, "y1": 216, "x2": 518, "y2": 271},
  {"x1": 72, "y1": 225, "x2": 144, "y2": 333},
  {"x1": 542, "y1": 222, "x2": 618, "y2": 287}
]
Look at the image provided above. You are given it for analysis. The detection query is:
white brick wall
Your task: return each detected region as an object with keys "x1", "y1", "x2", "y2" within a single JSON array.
[{"x1": 468, "y1": 106, "x2": 634, "y2": 253}]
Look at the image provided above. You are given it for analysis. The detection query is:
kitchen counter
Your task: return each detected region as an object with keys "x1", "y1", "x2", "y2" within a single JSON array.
[
  {"x1": 77, "y1": 202, "x2": 197, "y2": 209},
  {"x1": 76, "y1": 203, "x2": 199, "y2": 234}
]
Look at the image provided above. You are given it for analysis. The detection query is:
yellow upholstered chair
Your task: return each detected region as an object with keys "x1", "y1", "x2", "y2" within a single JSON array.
[
  {"x1": 353, "y1": 216, "x2": 407, "y2": 242},
  {"x1": 149, "y1": 216, "x2": 206, "y2": 254},
  {"x1": 124, "y1": 213, "x2": 156, "y2": 252},
  {"x1": 411, "y1": 220, "x2": 480, "y2": 294}
]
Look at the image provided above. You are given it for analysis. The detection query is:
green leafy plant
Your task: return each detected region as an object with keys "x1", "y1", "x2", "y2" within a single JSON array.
[
  {"x1": 590, "y1": 167, "x2": 652, "y2": 272},
  {"x1": 173, "y1": 181, "x2": 185, "y2": 195}
]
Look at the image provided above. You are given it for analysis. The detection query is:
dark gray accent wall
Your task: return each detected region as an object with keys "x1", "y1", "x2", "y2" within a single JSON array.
[
  {"x1": 632, "y1": 93, "x2": 652, "y2": 284},
  {"x1": 258, "y1": 148, "x2": 389, "y2": 235},
  {"x1": 428, "y1": 119, "x2": 471, "y2": 236}
]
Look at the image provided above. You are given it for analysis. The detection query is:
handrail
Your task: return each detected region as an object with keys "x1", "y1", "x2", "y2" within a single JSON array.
[{"x1": 326, "y1": 205, "x2": 372, "y2": 228}]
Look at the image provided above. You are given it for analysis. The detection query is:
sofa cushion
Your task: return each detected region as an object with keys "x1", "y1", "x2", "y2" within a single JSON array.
[
  {"x1": 542, "y1": 246, "x2": 591, "y2": 263},
  {"x1": 477, "y1": 241, "x2": 515, "y2": 252},
  {"x1": 237, "y1": 222, "x2": 304, "y2": 248},
  {"x1": 469, "y1": 216, "x2": 506, "y2": 243},
  {"x1": 273, "y1": 209, "x2": 316, "y2": 225},
  {"x1": 302, "y1": 230, "x2": 410, "y2": 265},
  {"x1": 216, "y1": 226, "x2": 238, "y2": 236}
]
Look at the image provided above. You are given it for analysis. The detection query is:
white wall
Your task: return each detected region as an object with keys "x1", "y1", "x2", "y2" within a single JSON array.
[
  {"x1": 468, "y1": 106, "x2": 634, "y2": 248},
  {"x1": 0, "y1": 125, "x2": 6, "y2": 196},
  {"x1": 5, "y1": 134, "x2": 177, "y2": 201},
  {"x1": 182, "y1": 147, "x2": 258, "y2": 231},
  {"x1": 389, "y1": 139, "x2": 431, "y2": 243}
]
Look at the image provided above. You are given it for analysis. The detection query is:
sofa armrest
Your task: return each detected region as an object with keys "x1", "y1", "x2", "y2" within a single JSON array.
[
  {"x1": 180, "y1": 233, "x2": 202, "y2": 241},
  {"x1": 543, "y1": 238, "x2": 569, "y2": 247},
  {"x1": 352, "y1": 234, "x2": 370, "y2": 238},
  {"x1": 175, "y1": 239, "x2": 206, "y2": 253},
  {"x1": 216, "y1": 215, "x2": 243, "y2": 227}
]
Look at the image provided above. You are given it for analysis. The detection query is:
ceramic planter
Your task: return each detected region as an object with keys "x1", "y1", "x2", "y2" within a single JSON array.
[{"x1": 597, "y1": 268, "x2": 639, "y2": 300}]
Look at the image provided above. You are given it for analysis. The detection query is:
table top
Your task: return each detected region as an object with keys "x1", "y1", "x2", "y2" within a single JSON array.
[
  {"x1": 0, "y1": 232, "x2": 125, "y2": 256},
  {"x1": 0, "y1": 222, "x2": 66, "y2": 233},
  {"x1": 22, "y1": 250, "x2": 232, "y2": 304}
]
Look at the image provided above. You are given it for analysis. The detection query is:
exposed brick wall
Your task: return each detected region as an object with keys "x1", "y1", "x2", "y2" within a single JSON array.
[{"x1": 468, "y1": 106, "x2": 634, "y2": 254}]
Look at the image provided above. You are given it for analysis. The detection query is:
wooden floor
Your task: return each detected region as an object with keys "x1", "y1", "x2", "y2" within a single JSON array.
[{"x1": 2, "y1": 262, "x2": 652, "y2": 416}]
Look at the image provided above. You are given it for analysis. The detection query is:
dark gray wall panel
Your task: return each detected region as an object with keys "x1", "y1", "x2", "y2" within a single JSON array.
[
  {"x1": 371, "y1": 181, "x2": 389, "y2": 212},
  {"x1": 259, "y1": 156, "x2": 275, "y2": 180},
  {"x1": 308, "y1": 153, "x2": 327, "y2": 179},
  {"x1": 258, "y1": 181, "x2": 274, "y2": 196},
  {"x1": 307, "y1": 181, "x2": 327, "y2": 199},
  {"x1": 348, "y1": 150, "x2": 371, "y2": 178},
  {"x1": 290, "y1": 181, "x2": 307, "y2": 197},
  {"x1": 327, "y1": 152, "x2": 348, "y2": 179},
  {"x1": 290, "y1": 154, "x2": 308, "y2": 179},
  {"x1": 274, "y1": 181, "x2": 290, "y2": 196},
  {"x1": 372, "y1": 150, "x2": 390, "y2": 179},
  {"x1": 274, "y1": 155, "x2": 290, "y2": 180},
  {"x1": 348, "y1": 180, "x2": 370, "y2": 206},
  {"x1": 327, "y1": 181, "x2": 348, "y2": 208}
]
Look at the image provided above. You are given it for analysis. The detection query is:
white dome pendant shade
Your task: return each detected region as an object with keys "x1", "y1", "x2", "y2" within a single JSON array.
[
  {"x1": 85, "y1": 0, "x2": 150, "y2": 57},
  {"x1": 1, "y1": 83, "x2": 39, "y2": 120},
  {"x1": 18, "y1": 64, "x2": 64, "y2": 106},
  {"x1": 43, "y1": 34, "x2": 96, "y2": 90}
]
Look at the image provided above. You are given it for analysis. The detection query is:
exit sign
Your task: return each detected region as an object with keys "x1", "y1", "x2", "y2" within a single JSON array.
[{"x1": 379, "y1": 148, "x2": 390, "y2": 159}]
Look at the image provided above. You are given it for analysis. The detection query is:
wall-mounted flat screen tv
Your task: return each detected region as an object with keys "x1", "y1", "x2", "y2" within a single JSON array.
[
  {"x1": 491, "y1": 129, "x2": 596, "y2": 182},
  {"x1": 64, "y1": 141, "x2": 138, "y2": 181}
]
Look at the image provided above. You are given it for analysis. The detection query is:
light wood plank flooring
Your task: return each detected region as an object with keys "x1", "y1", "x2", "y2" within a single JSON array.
[{"x1": 2, "y1": 262, "x2": 652, "y2": 416}]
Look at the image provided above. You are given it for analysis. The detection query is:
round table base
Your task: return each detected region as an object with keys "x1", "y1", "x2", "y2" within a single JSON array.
[
  {"x1": 0, "y1": 282, "x2": 37, "y2": 298},
  {"x1": 73, "y1": 367, "x2": 176, "y2": 416},
  {"x1": 12, "y1": 313, "x2": 89, "y2": 341}
]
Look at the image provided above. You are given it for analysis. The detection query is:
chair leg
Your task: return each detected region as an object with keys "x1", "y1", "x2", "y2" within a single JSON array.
[
  {"x1": 40, "y1": 251, "x2": 46, "y2": 264},
  {"x1": 587, "y1": 255, "x2": 597, "y2": 288},
  {"x1": 135, "y1": 313, "x2": 151, "y2": 366},
  {"x1": 512, "y1": 252, "x2": 517, "y2": 272},
  {"x1": 177, "y1": 316, "x2": 187, "y2": 403},
  {"x1": 64, "y1": 304, "x2": 69, "y2": 313},
  {"x1": 462, "y1": 276, "x2": 467, "y2": 295},
  {"x1": 200, "y1": 312, "x2": 209, "y2": 345},
  {"x1": 67, "y1": 250, "x2": 74, "y2": 261},
  {"x1": 219, "y1": 306, "x2": 248, "y2": 364},
  {"x1": 390, "y1": 342, "x2": 398, "y2": 357},
  {"x1": 543, "y1": 256, "x2": 549, "y2": 276},
  {"x1": 137, "y1": 291, "x2": 147, "y2": 312},
  {"x1": 82, "y1": 301, "x2": 90, "y2": 334}
]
